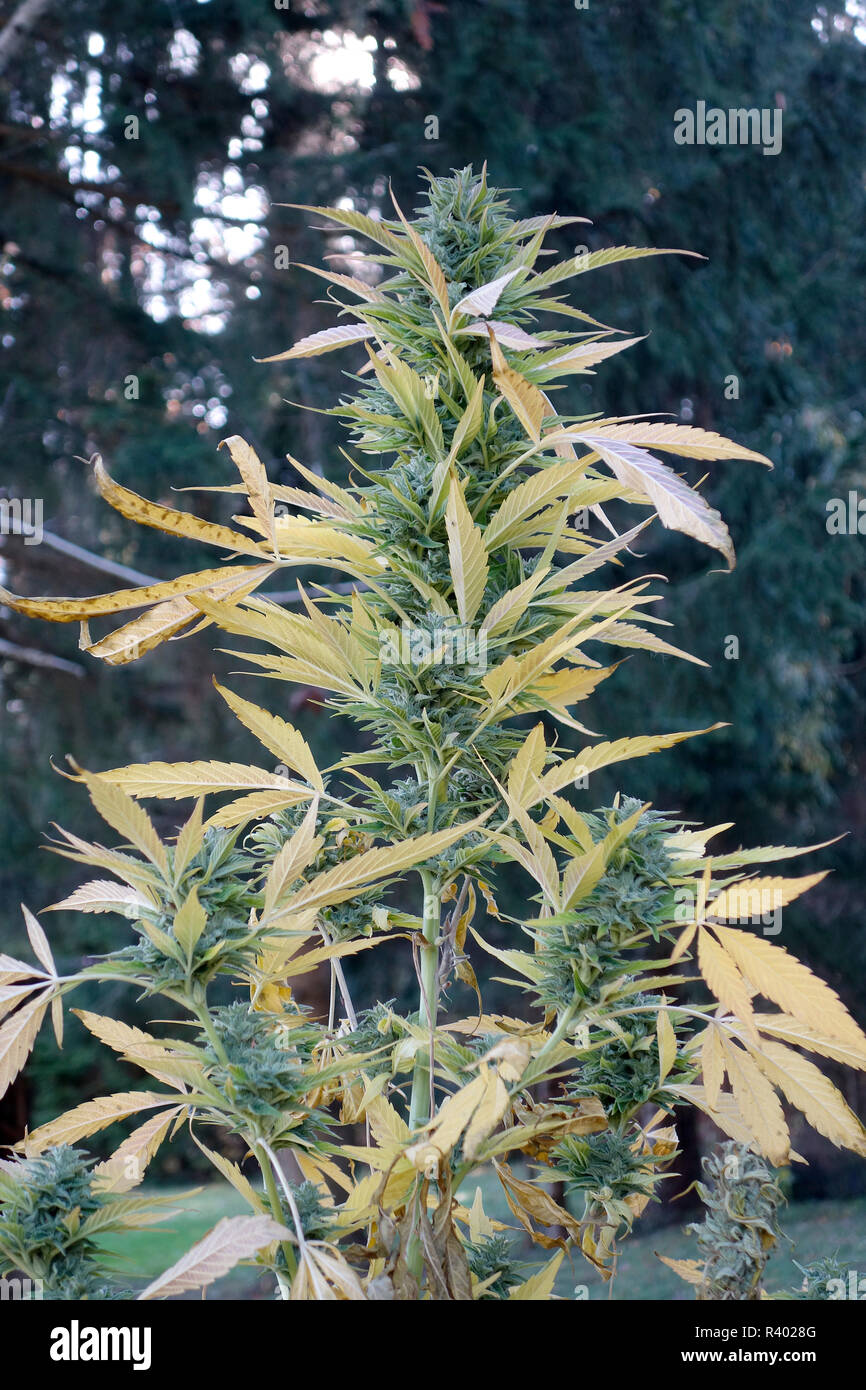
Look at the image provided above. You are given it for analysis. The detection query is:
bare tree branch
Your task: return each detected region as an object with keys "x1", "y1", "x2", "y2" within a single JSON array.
[
  {"x1": 3, "y1": 520, "x2": 366, "y2": 604},
  {"x1": 3, "y1": 519, "x2": 159, "y2": 586},
  {"x1": 0, "y1": 0, "x2": 56, "y2": 76},
  {"x1": 0, "y1": 636, "x2": 84, "y2": 676}
]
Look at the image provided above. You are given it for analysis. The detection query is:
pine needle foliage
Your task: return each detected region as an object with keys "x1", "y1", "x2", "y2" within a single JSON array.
[{"x1": 1, "y1": 168, "x2": 865, "y2": 1300}]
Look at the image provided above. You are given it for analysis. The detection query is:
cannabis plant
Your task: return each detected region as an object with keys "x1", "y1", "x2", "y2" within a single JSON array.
[
  {"x1": 2, "y1": 168, "x2": 865, "y2": 1300},
  {"x1": 662, "y1": 1141, "x2": 785, "y2": 1299}
]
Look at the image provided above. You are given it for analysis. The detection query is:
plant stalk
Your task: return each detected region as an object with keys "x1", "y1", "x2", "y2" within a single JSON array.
[
  {"x1": 408, "y1": 868, "x2": 440, "y2": 1129},
  {"x1": 255, "y1": 1141, "x2": 298, "y2": 1285}
]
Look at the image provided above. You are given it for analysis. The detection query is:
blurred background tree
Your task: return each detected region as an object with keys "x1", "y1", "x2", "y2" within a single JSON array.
[{"x1": 1, "y1": 0, "x2": 864, "y2": 1198}]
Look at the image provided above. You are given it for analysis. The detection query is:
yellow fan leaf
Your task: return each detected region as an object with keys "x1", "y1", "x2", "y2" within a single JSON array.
[
  {"x1": 523, "y1": 244, "x2": 700, "y2": 296},
  {"x1": 302, "y1": 1242, "x2": 368, "y2": 1301},
  {"x1": 460, "y1": 319, "x2": 548, "y2": 350},
  {"x1": 293, "y1": 1149, "x2": 353, "y2": 1197},
  {"x1": 580, "y1": 435, "x2": 734, "y2": 567},
  {"x1": 83, "y1": 777, "x2": 169, "y2": 877},
  {"x1": 468, "y1": 928, "x2": 545, "y2": 984},
  {"x1": 453, "y1": 269, "x2": 521, "y2": 319},
  {"x1": 559, "y1": 802, "x2": 646, "y2": 911},
  {"x1": 484, "y1": 459, "x2": 588, "y2": 552},
  {"x1": 173, "y1": 798, "x2": 205, "y2": 880},
  {"x1": 592, "y1": 620, "x2": 708, "y2": 667},
  {"x1": 445, "y1": 474, "x2": 489, "y2": 623},
  {"x1": 535, "y1": 521, "x2": 652, "y2": 592},
  {"x1": 0, "y1": 984, "x2": 39, "y2": 1027},
  {"x1": 462, "y1": 1067, "x2": 511, "y2": 1160},
  {"x1": 750, "y1": 1040, "x2": 866, "y2": 1155},
  {"x1": 97, "y1": 760, "x2": 311, "y2": 801},
  {"x1": 670, "y1": 1083, "x2": 759, "y2": 1148},
  {"x1": 138, "y1": 1214, "x2": 291, "y2": 1300},
  {"x1": 701, "y1": 1024, "x2": 726, "y2": 1109},
  {"x1": 366, "y1": 1092, "x2": 411, "y2": 1150},
  {"x1": 567, "y1": 420, "x2": 772, "y2": 466},
  {"x1": 263, "y1": 799, "x2": 322, "y2": 915},
  {"x1": 655, "y1": 1255, "x2": 707, "y2": 1286},
  {"x1": 0, "y1": 994, "x2": 49, "y2": 1099},
  {"x1": 191, "y1": 1136, "x2": 269, "y2": 1212},
  {"x1": 719, "y1": 1037, "x2": 789, "y2": 1165},
  {"x1": 288, "y1": 202, "x2": 403, "y2": 253},
  {"x1": 219, "y1": 435, "x2": 275, "y2": 548},
  {"x1": 481, "y1": 610, "x2": 591, "y2": 709},
  {"x1": 540, "y1": 336, "x2": 645, "y2": 375},
  {"x1": 697, "y1": 928, "x2": 758, "y2": 1041},
  {"x1": 530, "y1": 725, "x2": 724, "y2": 805},
  {"x1": 47, "y1": 880, "x2": 158, "y2": 917},
  {"x1": 710, "y1": 924, "x2": 866, "y2": 1051},
  {"x1": 81, "y1": 565, "x2": 276, "y2": 666},
  {"x1": 293, "y1": 262, "x2": 387, "y2": 303},
  {"x1": 256, "y1": 323, "x2": 375, "y2": 363},
  {"x1": 753, "y1": 1014, "x2": 866, "y2": 1071},
  {"x1": 273, "y1": 934, "x2": 382, "y2": 980},
  {"x1": 440, "y1": 375, "x2": 485, "y2": 483},
  {"x1": 276, "y1": 815, "x2": 490, "y2": 916},
  {"x1": 0, "y1": 953, "x2": 46, "y2": 981},
  {"x1": 173, "y1": 887, "x2": 206, "y2": 960},
  {"x1": 93, "y1": 1105, "x2": 186, "y2": 1193},
  {"x1": 508, "y1": 1249, "x2": 565, "y2": 1300},
  {"x1": 480, "y1": 569, "x2": 547, "y2": 639},
  {"x1": 500, "y1": 801, "x2": 560, "y2": 910},
  {"x1": 370, "y1": 348, "x2": 443, "y2": 454},
  {"x1": 287, "y1": 455, "x2": 361, "y2": 514},
  {"x1": 21, "y1": 906, "x2": 55, "y2": 976},
  {"x1": 72, "y1": 1009, "x2": 190, "y2": 1089},
  {"x1": 488, "y1": 330, "x2": 547, "y2": 442},
  {"x1": 465, "y1": 1187, "x2": 501, "y2": 1243},
  {"x1": 207, "y1": 787, "x2": 311, "y2": 829},
  {"x1": 657, "y1": 1010, "x2": 677, "y2": 1084},
  {"x1": 93, "y1": 458, "x2": 270, "y2": 557},
  {"x1": 214, "y1": 683, "x2": 324, "y2": 790},
  {"x1": 269, "y1": 517, "x2": 382, "y2": 573},
  {"x1": 390, "y1": 189, "x2": 451, "y2": 316},
  {"x1": 21, "y1": 1092, "x2": 179, "y2": 1155},
  {"x1": 46, "y1": 826, "x2": 160, "y2": 894},
  {"x1": 408, "y1": 1072, "x2": 488, "y2": 1165},
  {"x1": 0, "y1": 563, "x2": 270, "y2": 625},
  {"x1": 506, "y1": 723, "x2": 547, "y2": 807},
  {"x1": 495, "y1": 1162, "x2": 582, "y2": 1238},
  {"x1": 708, "y1": 872, "x2": 828, "y2": 921},
  {"x1": 522, "y1": 662, "x2": 618, "y2": 715},
  {"x1": 73, "y1": 1009, "x2": 182, "y2": 1056},
  {"x1": 83, "y1": 596, "x2": 198, "y2": 665}
]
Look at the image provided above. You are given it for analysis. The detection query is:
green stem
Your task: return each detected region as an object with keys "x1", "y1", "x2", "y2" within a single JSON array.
[
  {"x1": 409, "y1": 868, "x2": 440, "y2": 1129},
  {"x1": 254, "y1": 1141, "x2": 298, "y2": 1282},
  {"x1": 520, "y1": 998, "x2": 580, "y2": 1090},
  {"x1": 189, "y1": 992, "x2": 230, "y2": 1067}
]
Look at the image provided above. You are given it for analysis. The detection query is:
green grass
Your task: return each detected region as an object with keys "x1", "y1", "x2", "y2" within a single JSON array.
[
  {"x1": 97, "y1": 1185, "x2": 268, "y2": 1299},
  {"x1": 566, "y1": 1195, "x2": 866, "y2": 1301},
  {"x1": 99, "y1": 1181, "x2": 866, "y2": 1300}
]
